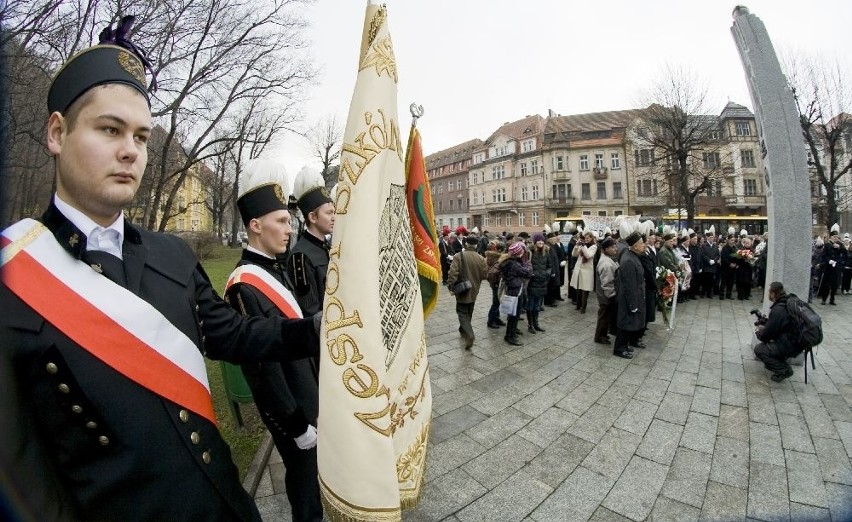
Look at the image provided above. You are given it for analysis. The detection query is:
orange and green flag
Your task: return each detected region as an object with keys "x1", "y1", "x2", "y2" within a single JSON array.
[{"x1": 405, "y1": 122, "x2": 440, "y2": 317}]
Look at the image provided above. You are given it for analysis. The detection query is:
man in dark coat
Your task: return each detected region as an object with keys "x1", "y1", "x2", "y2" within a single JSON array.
[
  {"x1": 818, "y1": 232, "x2": 843, "y2": 305},
  {"x1": 637, "y1": 234, "x2": 657, "y2": 348},
  {"x1": 615, "y1": 233, "x2": 647, "y2": 359},
  {"x1": 754, "y1": 282, "x2": 801, "y2": 382},
  {"x1": 544, "y1": 232, "x2": 562, "y2": 307},
  {"x1": 447, "y1": 236, "x2": 488, "y2": 349},
  {"x1": 226, "y1": 160, "x2": 322, "y2": 521},
  {"x1": 720, "y1": 235, "x2": 738, "y2": 299},
  {"x1": 0, "y1": 24, "x2": 319, "y2": 521},
  {"x1": 700, "y1": 232, "x2": 721, "y2": 298},
  {"x1": 438, "y1": 230, "x2": 451, "y2": 284}
]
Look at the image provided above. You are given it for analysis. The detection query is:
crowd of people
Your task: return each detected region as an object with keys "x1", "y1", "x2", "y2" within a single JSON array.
[{"x1": 440, "y1": 218, "x2": 809, "y2": 361}]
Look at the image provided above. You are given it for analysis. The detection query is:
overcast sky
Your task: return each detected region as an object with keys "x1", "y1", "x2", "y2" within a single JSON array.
[{"x1": 271, "y1": 0, "x2": 852, "y2": 180}]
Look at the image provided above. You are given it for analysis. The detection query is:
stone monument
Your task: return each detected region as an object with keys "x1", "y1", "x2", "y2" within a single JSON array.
[{"x1": 731, "y1": 6, "x2": 812, "y2": 308}]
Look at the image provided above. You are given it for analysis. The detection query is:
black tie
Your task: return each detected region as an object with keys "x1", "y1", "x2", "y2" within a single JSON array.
[{"x1": 83, "y1": 250, "x2": 127, "y2": 287}]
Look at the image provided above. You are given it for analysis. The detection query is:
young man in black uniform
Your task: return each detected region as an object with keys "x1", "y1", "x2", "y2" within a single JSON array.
[
  {"x1": 225, "y1": 160, "x2": 322, "y2": 521},
  {"x1": 0, "y1": 18, "x2": 319, "y2": 522}
]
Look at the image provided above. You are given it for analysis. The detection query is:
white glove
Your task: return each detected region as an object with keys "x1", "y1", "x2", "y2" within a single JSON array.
[
  {"x1": 446, "y1": 255, "x2": 453, "y2": 262},
  {"x1": 560, "y1": 261, "x2": 566, "y2": 267},
  {"x1": 631, "y1": 308, "x2": 639, "y2": 313},
  {"x1": 709, "y1": 260, "x2": 715, "y2": 265},
  {"x1": 829, "y1": 260, "x2": 837, "y2": 267},
  {"x1": 294, "y1": 425, "x2": 317, "y2": 450}
]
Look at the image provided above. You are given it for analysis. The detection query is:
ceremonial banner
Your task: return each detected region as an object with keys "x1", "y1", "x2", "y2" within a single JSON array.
[
  {"x1": 405, "y1": 122, "x2": 441, "y2": 317},
  {"x1": 318, "y1": 4, "x2": 431, "y2": 521}
]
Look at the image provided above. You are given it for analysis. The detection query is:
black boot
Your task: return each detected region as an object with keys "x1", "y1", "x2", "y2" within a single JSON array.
[
  {"x1": 533, "y1": 312, "x2": 545, "y2": 332},
  {"x1": 527, "y1": 312, "x2": 536, "y2": 334},
  {"x1": 505, "y1": 316, "x2": 523, "y2": 346}
]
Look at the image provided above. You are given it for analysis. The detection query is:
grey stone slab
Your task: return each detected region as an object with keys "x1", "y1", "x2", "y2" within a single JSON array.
[
  {"x1": 649, "y1": 359, "x2": 678, "y2": 381},
  {"x1": 461, "y1": 435, "x2": 542, "y2": 490},
  {"x1": 431, "y1": 405, "x2": 489, "y2": 444},
  {"x1": 254, "y1": 468, "x2": 273, "y2": 498},
  {"x1": 470, "y1": 369, "x2": 521, "y2": 393},
  {"x1": 602, "y1": 456, "x2": 670, "y2": 521},
  {"x1": 513, "y1": 384, "x2": 567, "y2": 418},
  {"x1": 589, "y1": 506, "x2": 633, "y2": 522},
  {"x1": 433, "y1": 367, "x2": 486, "y2": 392},
  {"x1": 837, "y1": 421, "x2": 852, "y2": 461},
  {"x1": 790, "y1": 503, "x2": 830, "y2": 522},
  {"x1": 551, "y1": 368, "x2": 592, "y2": 393},
  {"x1": 676, "y1": 357, "x2": 701, "y2": 375},
  {"x1": 691, "y1": 386, "x2": 721, "y2": 417},
  {"x1": 710, "y1": 435, "x2": 750, "y2": 488},
  {"x1": 637, "y1": 418, "x2": 684, "y2": 466},
  {"x1": 661, "y1": 447, "x2": 712, "y2": 508},
  {"x1": 669, "y1": 371, "x2": 698, "y2": 396},
  {"x1": 517, "y1": 406, "x2": 579, "y2": 449},
  {"x1": 650, "y1": 496, "x2": 701, "y2": 521},
  {"x1": 722, "y1": 361, "x2": 746, "y2": 383},
  {"x1": 634, "y1": 377, "x2": 671, "y2": 405},
  {"x1": 256, "y1": 493, "x2": 292, "y2": 521},
  {"x1": 406, "y1": 468, "x2": 487, "y2": 522},
  {"x1": 655, "y1": 392, "x2": 693, "y2": 425},
  {"x1": 530, "y1": 466, "x2": 614, "y2": 522},
  {"x1": 596, "y1": 382, "x2": 638, "y2": 411},
  {"x1": 557, "y1": 383, "x2": 607, "y2": 416},
  {"x1": 456, "y1": 470, "x2": 552, "y2": 522},
  {"x1": 566, "y1": 403, "x2": 623, "y2": 444},
  {"x1": 582, "y1": 427, "x2": 642, "y2": 481},
  {"x1": 467, "y1": 406, "x2": 532, "y2": 449},
  {"x1": 432, "y1": 384, "x2": 487, "y2": 416},
  {"x1": 814, "y1": 436, "x2": 852, "y2": 485},
  {"x1": 680, "y1": 412, "x2": 719, "y2": 454},
  {"x1": 721, "y1": 379, "x2": 748, "y2": 407},
  {"x1": 747, "y1": 395, "x2": 778, "y2": 426},
  {"x1": 747, "y1": 461, "x2": 789, "y2": 521},
  {"x1": 786, "y1": 449, "x2": 828, "y2": 508},
  {"x1": 774, "y1": 400, "x2": 803, "y2": 417},
  {"x1": 777, "y1": 412, "x2": 815, "y2": 453},
  {"x1": 613, "y1": 398, "x2": 658, "y2": 436},
  {"x1": 425, "y1": 433, "x2": 487, "y2": 481},
  {"x1": 802, "y1": 400, "x2": 841, "y2": 440},
  {"x1": 718, "y1": 405, "x2": 750, "y2": 442},
  {"x1": 696, "y1": 365, "x2": 723, "y2": 390},
  {"x1": 617, "y1": 363, "x2": 652, "y2": 386},
  {"x1": 523, "y1": 432, "x2": 595, "y2": 488},
  {"x1": 821, "y1": 393, "x2": 852, "y2": 422},
  {"x1": 699, "y1": 481, "x2": 747, "y2": 522},
  {"x1": 824, "y1": 482, "x2": 852, "y2": 522},
  {"x1": 469, "y1": 384, "x2": 527, "y2": 416},
  {"x1": 749, "y1": 421, "x2": 786, "y2": 466}
]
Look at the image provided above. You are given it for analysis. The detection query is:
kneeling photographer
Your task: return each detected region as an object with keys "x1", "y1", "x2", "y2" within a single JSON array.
[{"x1": 753, "y1": 281, "x2": 801, "y2": 382}]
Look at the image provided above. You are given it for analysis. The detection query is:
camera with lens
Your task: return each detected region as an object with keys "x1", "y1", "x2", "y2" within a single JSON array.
[{"x1": 750, "y1": 308, "x2": 767, "y2": 326}]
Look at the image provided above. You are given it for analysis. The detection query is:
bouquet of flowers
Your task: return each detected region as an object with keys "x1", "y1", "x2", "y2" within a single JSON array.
[
  {"x1": 733, "y1": 249, "x2": 756, "y2": 266},
  {"x1": 655, "y1": 266, "x2": 678, "y2": 325}
]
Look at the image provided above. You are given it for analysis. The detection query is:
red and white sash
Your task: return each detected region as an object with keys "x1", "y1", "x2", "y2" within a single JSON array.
[
  {"x1": 1, "y1": 219, "x2": 215, "y2": 424},
  {"x1": 226, "y1": 264, "x2": 303, "y2": 319}
]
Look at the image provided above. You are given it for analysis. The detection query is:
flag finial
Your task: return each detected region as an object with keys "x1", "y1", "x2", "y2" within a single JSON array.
[{"x1": 409, "y1": 103, "x2": 424, "y2": 127}]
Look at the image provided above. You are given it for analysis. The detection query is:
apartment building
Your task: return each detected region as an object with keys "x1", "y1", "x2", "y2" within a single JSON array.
[{"x1": 425, "y1": 138, "x2": 483, "y2": 232}]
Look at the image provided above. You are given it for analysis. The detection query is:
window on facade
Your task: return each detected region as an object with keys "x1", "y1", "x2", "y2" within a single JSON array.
[
  {"x1": 744, "y1": 179, "x2": 758, "y2": 196},
  {"x1": 613, "y1": 182, "x2": 622, "y2": 199},
  {"x1": 598, "y1": 211, "x2": 607, "y2": 217},
  {"x1": 581, "y1": 183, "x2": 591, "y2": 200},
  {"x1": 500, "y1": 188, "x2": 506, "y2": 202},
  {"x1": 458, "y1": 197, "x2": 463, "y2": 210},
  {"x1": 484, "y1": 215, "x2": 490, "y2": 226},
  {"x1": 518, "y1": 212, "x2": 525, "y2": 226},
  {"x1": 448, "y1": 199, "x2": 454, "y2": 210},
  {"x1": 474, "y1": 153, "x2": 484, "y2": 164},
  {"x1": 522, "y1": 140, "x2": 534, "y2": 152},
  {"x1": 635, "y1": 149, "x2": 654, "y2": 167},
  {"x1": 702, "y1": 152, "x2": 721, "y2": 169},
  {"x1": 611, "y1": 152, "x2": 621, "y2": 169},
  {"x1": 555, "y1": 155, "x2": 564, "y2": 170},
  {"x1": 736, "y1": 121, "x2": 751, "y2": 136},
  {"x1": 741, "y1": 149, "x2": 755, "y2": 168},
  {"x1": 532, "y1": 184, "x2": 539, "y2": 200},
  {"x1": 521, "y1": 186, "x2": 528, "y2": 201},
  {"x1": 506, "y1": 214, "x2": 512, "y2": 227},
  {"x1": 472, "y1": 172, "x2": 479, "y2": 184},
  {"x1": 636, "y1": 179, "x2": 658, "y2": 196},
  {"x1": 707, "y1": 180, "x2": 723, "y2": 196},
  {"x1": 582, "y1": 210, "x2": 591, "y2": 216},
  {"x1": 595, "y1": 153, "x2": 604, "y2": 169},
  {"x1": 614, "y1": 210, "x2": 623, "y2": 216},
  {"x1": 438, "y1": 200, "x2": 443, "y2": 211},
  {"x1": 579, "y1": 154, "x2": 589, "y2": 171},
  {"x1": 520, "y1": 162, "x2": 528, "y2": 176},
  {"x1": 709, "y1": 129, "x2": 722, "y2": 140},
  {"x1": 491, "y1": 189, "x2": 497, "y2": 203},
  {"x1": 448, "y1": 180, "x2": 454, "y2": 191},
  {"x1": 532, "y1": 212, "x2": 539, "y2": 226},
  {"x1": 596, "y1": 182, "x2": 606, "y2": 199},
  {"x1": 530, "y1": 160, "x2": 539, "y2": 174}
]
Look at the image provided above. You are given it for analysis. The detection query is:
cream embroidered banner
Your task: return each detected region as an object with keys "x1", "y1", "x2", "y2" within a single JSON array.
[{"x1": 318, "y1": 4, "x2": 431, "y2": 521}]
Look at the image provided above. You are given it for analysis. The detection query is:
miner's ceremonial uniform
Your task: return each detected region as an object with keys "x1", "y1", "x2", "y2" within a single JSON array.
[
  {"x1": 287, "y1": 232, "x2": 330, "y2": 317},
  {"x1": 0, "y1": 203, "x2": 319, "y2": 521}
]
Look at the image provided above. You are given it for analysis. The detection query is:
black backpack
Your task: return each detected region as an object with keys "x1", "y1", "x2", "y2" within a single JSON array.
[{"x1": 785, "y1": 293, "x2": 823, "y2": 383}]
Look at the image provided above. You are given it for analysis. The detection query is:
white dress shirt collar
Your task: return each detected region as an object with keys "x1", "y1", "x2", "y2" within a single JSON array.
[{"x1": 54, "y1": 194, "x2": 124, "y2": 257}]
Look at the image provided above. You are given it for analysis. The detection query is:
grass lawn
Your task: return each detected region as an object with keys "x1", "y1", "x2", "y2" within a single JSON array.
[{"x1": 201, "y1": 244, "x2": 266, "y2": 480}]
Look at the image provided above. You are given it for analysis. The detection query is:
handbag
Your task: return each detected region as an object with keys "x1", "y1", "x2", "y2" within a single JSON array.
[
  {"x1": 499, "y1": 293, "x2": 518, "y2": 316},
  {"x1": 451, "y1": 252, "x2": 474, "y2": 295}
]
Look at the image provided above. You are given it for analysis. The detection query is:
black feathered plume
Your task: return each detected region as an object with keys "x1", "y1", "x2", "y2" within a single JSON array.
[{"x1": 99, "y1": 15, "x2": 157, "y2": 91}]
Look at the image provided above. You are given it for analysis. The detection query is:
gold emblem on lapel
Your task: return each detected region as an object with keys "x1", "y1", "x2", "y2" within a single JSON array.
[
  {"x1": 69, "y1": 233, "x2": 79, "y2": 247},
  {"x1": 90, "y1": 263, "x2": 103, "y2": 274}
]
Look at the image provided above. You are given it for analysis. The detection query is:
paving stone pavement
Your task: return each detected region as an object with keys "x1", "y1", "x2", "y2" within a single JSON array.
[{"x1": 252, "y1": 286, "x2": 852, "y2": 521}]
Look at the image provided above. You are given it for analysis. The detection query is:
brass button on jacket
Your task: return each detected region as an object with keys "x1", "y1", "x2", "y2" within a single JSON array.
[
  {"x1": 46, "y1": 362, "x2": 58, "y2": 374},
  {"x1": 202, "y1": 451, "x2": 211, "y2": 464},
  {"x1": 85, "y1": 421, "x2": 98, "y2": 429},
  {"x1": 71, "y1": 405, "x2": 83, "y2": 414},
  {"x1": 190, "y1": 431, "x2": 200, "y2": 445},
  {"x1": 98, "y1": 436, "x2": 110, "y2": 446},
  {"x1": 58, "y1": 383, "x2": 70, "y2": 394},
  {"x1": 179, "y1": 409, "x2": 189, "y2": 423}
]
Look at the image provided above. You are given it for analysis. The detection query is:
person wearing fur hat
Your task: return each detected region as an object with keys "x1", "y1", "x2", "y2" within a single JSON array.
[
  {"x1": 570, "y1": 231, "x2": 598, "y2": 313},
  {"x1": 614, "y1": 233, "x2": 647, "y2": 359},
  {"x1": 287, "y1": 167, "x2": 334, "y2": 318},
  {"x1": 526, "y1": 234, "x2": 551, "y2": 333},
  {"x1": 447, "y1": 236, "x2": 489, "y2": 349},
  {"x1": 720, "y1": 234, "x2": 739, "y2": 300},
  {"x1": 500, "y1": 241, "x2": 533, "y2": 345},
  {"x1": 226, "y1": 159, "x2": 323, "y2": 521}
]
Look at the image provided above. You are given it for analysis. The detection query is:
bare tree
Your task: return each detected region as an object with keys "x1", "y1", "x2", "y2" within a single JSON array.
[
  {"x1": 787, "y1": 55, "x2": 852, "y2": 228},
  {"x1": 633, "y1": 65, "x2": 727, "y2": 227},
  {"x1": 305, "y1": 114, "x2": 342, "y2": 190}
]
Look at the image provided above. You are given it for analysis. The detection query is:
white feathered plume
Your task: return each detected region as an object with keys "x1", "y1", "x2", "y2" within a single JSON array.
[{"x1": 293, "y1": 166, "x2": 325, "y2": 201}]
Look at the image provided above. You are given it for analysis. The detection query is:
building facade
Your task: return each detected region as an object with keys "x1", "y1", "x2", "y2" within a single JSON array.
[{"x1": 425, "y1": 138, "x2": 483, "y2": 232}]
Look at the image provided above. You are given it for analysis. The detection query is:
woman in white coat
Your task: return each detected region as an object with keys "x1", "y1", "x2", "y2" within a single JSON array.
[{"x1": 570, "y1": 231, "x2": 598, "y2": 313}]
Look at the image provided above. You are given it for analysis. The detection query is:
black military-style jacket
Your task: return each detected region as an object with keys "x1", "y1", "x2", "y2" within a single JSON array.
[
  {"x1": 0, "y1": 204, "x2": 319, "y2": 521},
  {"x1": 225, "y1": 250, "x2": 319, "y2": 440},
  {"x1": 286, "y1": 231, "x2": 329, "y2": 316}
]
